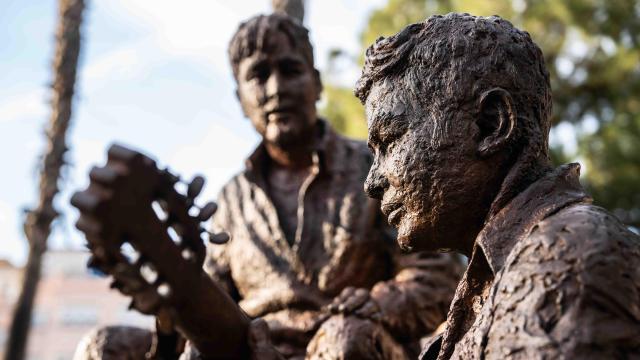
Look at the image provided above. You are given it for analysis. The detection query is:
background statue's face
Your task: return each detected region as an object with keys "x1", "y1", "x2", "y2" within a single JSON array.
[
  {"x1": 364, "y1": 78, "x2": 487, "y2": 252},
  {"x1": 236, "y1": 31, "x2": 320, "y2": 148}
]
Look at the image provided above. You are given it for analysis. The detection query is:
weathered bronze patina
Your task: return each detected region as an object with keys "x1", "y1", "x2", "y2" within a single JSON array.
[
  {"x1": 191, "y1": 13, "x2": 462, "y2": 359},
  {"x1": 73, "y1": 13, "x2": 462, "y2": 360},
  {"x1": 356, "y1": 13, "x2": 640, "y2": 359}
]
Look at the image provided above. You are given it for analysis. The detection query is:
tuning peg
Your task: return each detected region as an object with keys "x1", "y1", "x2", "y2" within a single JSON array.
[
  {"x1": 86, "y1": 256, "x2": 108, "y2": 275},
  {"x1": 110, "y1": 280, "x2": 123, "y2": 290},
  {"x1": 187, "y1": 175, "x2": 205, "y2": 199},
  {"x1": 209, "y1": 231, "x2": 230, "y2": 245},
  {"x1": 159, "y1": 167, "x2": 180, "y2": 185},
  {"x1": 70, "y1": 191, "x2": 101, "y2": 213},
  {"x1": 76, "y1": 215, "x2": 102, "y2": 234},
  {"x1": 89, "y1": 165, "x2": 119, "y2": 185},
  {"x1": 108, "y1": 143, "x2": 140, "y2": 162},
  {"x1": 87, "y1": 255, "x2": 101, "y2": 269},
  {"x1": 197, "y1": 202, "x2": 218, "y2": 221},
  {"x1": 128, "y1": 296, "x2": 159, "y2": 315},
  {"x1": 134, "y1": 292, "x2": 162, "y2": 314}
]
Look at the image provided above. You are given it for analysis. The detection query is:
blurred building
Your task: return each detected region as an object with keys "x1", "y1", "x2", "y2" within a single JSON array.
[
  {"x1": 0, "y1": 250, "x2": 153, "y2": 360},
  {"x1": 0, "y1": 258, "x2": 22, "y2": 350}
]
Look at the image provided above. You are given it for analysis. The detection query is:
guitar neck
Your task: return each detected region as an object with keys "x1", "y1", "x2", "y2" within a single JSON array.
[{"x1": 71, "y1": 144, "x2": 251, "y2": 359}]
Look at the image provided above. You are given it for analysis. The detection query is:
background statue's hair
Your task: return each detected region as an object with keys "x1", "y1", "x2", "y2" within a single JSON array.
[
  {"x1": 228, "y1": 13, "x2": 315, "y2": 79},
  {"x1": 355, "y1": 13, "x2": 552, "y2": 158}
]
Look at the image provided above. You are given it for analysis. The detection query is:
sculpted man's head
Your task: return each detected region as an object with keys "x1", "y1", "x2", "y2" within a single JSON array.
[
  {"x1": 229, "y1": 14, "x2": 322, "y2": 149},
  {"x1": 356, "y1": 13, "x2": 553, "y2": 254}
]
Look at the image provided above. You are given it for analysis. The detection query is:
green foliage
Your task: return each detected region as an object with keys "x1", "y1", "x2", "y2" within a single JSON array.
[
  {"x1": 322, "y1": 85, "x2": 368, "y2": 139},
  {"x1": 320, "y1": 0, "x2": 640, "y2": 226},
  {"x1": 581, "y1": 113, "x2": 640, "y2": 226}
]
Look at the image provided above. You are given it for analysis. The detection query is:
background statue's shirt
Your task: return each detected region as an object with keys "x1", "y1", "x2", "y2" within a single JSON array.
[{"x1": 206, "y1": 121, "x2": 462, "y2": 356}]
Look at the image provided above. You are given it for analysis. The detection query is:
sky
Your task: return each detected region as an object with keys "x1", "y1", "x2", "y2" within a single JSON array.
[{"x1": 0, "y1": 0, "x2": 386, "y2": 265}]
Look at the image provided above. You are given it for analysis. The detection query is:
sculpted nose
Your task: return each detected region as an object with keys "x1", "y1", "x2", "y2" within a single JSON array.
[
  {"x1": 364, "y1": 161, "x2": 389, "y2": 200},
  {"x1": 265, "y1": 71, "x2": 285, "y2": 99}
]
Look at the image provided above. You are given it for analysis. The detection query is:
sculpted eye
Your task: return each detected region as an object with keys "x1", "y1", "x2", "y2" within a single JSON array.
[
  {"x1": 367, "y1": 140, "x2": 383, "y2": 157},
  {"x1": 368, "y1": 131, "x2": 385, "y2": 156},
  {"x1": 280, "y1": 59, "x2": 304, "y2": 77},
  {"x1": 367, "y1": 141, "x2": 375, "y2": 153},
  {"x1": 378, "y1": 127, "x2": 406, "y2": 152},
  {"x1": 375, "y1": 138, "x2": 393, "y2": 156},
  {"x1": 248, "y1": 64, "x2": 269, "y2": 82},
  {"x1": 369, "y1": 114, "x2": 407, "y2": 156}
]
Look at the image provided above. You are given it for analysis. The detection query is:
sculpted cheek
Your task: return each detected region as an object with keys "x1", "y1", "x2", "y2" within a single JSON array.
[
  {"x1": 389, "y1": 141, "x2": 414, "y2": 188},
  {"x1": 395, "y1": 146, "x2": 426, "y2": 209}
]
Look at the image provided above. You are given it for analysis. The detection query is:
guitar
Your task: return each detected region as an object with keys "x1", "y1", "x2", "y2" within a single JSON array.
[{"x1": 71, "y1": 144, "x2": 250, "y2": 359}]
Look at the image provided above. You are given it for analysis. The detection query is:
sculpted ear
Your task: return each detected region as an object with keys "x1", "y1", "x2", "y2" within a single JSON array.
[{"x1": 476, "y1": 88, "x2": 516, "y2": 157}]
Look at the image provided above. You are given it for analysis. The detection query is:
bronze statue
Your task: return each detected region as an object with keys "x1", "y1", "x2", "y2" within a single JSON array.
[
  {"x1": 193, "y1": 13, "x2": 462, "y2": 359},
  {"x1": 73, "y1": 13, "x2": 462, "y2": 359},
  {"x1": 355, "y1": 13, "x2": 640, "y2": 359}
]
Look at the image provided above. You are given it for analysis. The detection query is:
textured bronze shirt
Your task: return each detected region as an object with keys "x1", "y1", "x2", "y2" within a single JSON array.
[
  {"x1": 421, "y1": 164, "x2": 640, "y2": 359},
  {"x1": 206, "y1": 121, "x2": 462, "y2": 350}
]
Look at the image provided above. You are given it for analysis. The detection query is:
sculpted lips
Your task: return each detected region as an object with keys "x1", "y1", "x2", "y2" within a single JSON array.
[
  {"x1": 266, "y1": 104, "x2": 295, "y2": 122},
  {"x1": 381, "y1": 202, "x2": 404, "y2": 227}
]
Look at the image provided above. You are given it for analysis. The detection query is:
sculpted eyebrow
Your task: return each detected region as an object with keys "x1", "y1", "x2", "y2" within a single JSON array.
[
  {"x1": 280, "y1": 56, "x2": 304, "y2": 66},
  {"x1": 376, "y1": 114, "x2": 409, "y2": 143},
  {"x1": 246, "y1": 60, "x2": 267, "y2": 79},
  {"x1": 368, "y1": 119, "x2": 382, "y2": 143},
  {"x1": 368, "y1": 115, "x2": 388, "y2": 145}
]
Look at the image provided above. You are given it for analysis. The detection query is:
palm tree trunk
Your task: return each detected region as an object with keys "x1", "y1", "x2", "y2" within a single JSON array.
[
  {"x1": 4, "y1": 0, "x2": 85, "y2": 359},
  {"x1": 272, "y1": 0, "x2": 305, "y2": 22}
]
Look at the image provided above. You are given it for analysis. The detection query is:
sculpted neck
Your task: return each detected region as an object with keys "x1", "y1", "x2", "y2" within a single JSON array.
[
  {"x1": 487, "y1": 151, "x2": 553, "y2": 219},
  {"x1": 264, "y1": 120, "x2": 322, "y2": 169},
  {"x1": 453, "y1": 151, "x2": 552, "y2": 258},
  {"x1": 265, "y1": 141, "x2": 314, "y2": 169}
]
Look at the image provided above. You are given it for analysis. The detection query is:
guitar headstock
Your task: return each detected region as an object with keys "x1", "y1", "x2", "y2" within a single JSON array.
[{"x1": 71, "y1": 144, "x2": 228, "y2": 315}]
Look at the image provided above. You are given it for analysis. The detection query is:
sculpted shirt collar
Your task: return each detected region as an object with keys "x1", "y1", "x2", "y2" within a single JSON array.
[
  {"x1": 475, "y1": 163, "x2": 591, "y2": 275},
  {"x1": 244, "y1": 118, "x2": 341, "y2": 181},
  {"x1": 424, "y1": 163, "x2": 593, "y2": 360}
]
